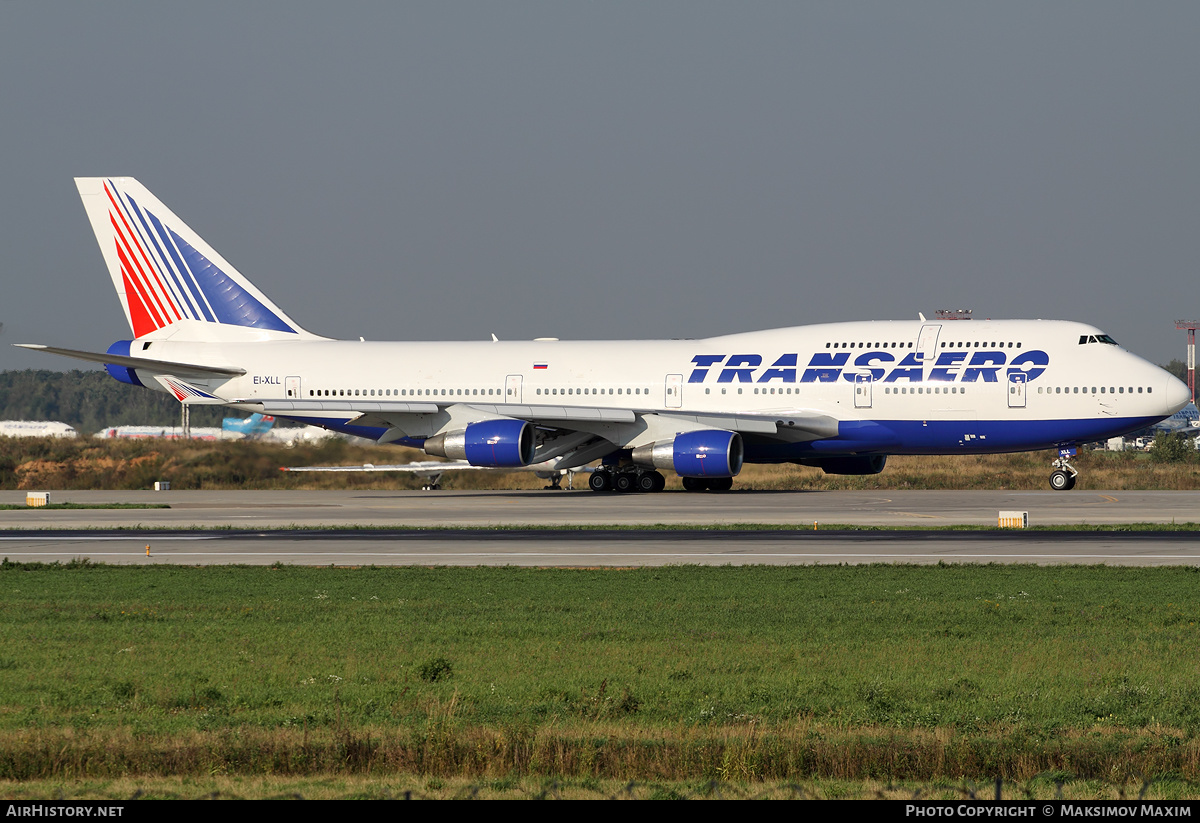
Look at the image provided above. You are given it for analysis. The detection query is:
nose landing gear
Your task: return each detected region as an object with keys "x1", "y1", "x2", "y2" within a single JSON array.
[{"x1": 1049, "y1": 448, "x2": 1078, "y2": 491}]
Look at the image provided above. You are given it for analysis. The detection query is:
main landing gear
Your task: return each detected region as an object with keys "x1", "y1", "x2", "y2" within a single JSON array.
[
  {"x1": 588, "y1": 468, "x2": 667, "y2": 493},
  {"x1": 1048, "y1": 451, "x2": 1078, "y2": 491},
  {"x1": 587, "y1": 469, "x2": 736, "y2": 493}
]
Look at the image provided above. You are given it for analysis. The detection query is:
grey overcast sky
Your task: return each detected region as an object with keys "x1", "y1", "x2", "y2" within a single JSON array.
[{"x1": 1, "y1": 2, "x2": 1196, "y2": 371}]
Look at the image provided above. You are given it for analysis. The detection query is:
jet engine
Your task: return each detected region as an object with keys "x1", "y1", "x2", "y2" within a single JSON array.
[
  {"x1": 630, "y1": 430, "x2": 743, "y2": 477},
  {"x1": 103, "y1": 340, "x2": 143, "y2": 387},
  {"x1": 422, "y1": 419, "x2": 535, "y2": 467}
]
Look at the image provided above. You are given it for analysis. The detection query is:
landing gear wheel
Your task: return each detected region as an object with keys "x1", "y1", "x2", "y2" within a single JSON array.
[
  {"x1": 681, "y1": 477, "x2": 709, "y2": 492},
  {"x1": 588, "y1": 471, "x2": 612, "y2": 492},
  {"x1": 1049, "y1": 470, "x2": 1072, "y2": 491},
  {"x1": 613, "y1": 473, "x2": 635, "y2": 493},
  {"x1": 636, "y1": 472, "x2": 659, "y2": 493},
  {"x1": 648, "y1": 471, "x2": 666, "y2": 493},
  {"x1": 707, "y1": 477, "x2": 733, "y2": 492}
]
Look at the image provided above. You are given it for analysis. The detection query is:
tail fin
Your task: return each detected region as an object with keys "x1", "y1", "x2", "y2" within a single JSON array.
[{"x1": 75, "y1": 177, "x2": 322, "y2": 341}]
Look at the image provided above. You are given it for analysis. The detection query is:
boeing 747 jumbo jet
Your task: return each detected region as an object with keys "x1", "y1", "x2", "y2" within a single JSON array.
[{"x1": 17, "y1": 177, "x2": 1191, "y2": 492}]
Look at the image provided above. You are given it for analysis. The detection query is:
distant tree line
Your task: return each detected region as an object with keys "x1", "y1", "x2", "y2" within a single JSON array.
[{"x1": 0, "y1": 370, "x2": 224, "y2": 434}]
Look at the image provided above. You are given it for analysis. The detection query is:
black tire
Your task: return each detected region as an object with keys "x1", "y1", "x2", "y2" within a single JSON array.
[
  {"x1": 1064, "y1": 474, "x2": 1077, "y2": 490},
  {"x1": 681, "y1": 476, "x2": 709, "y2": 492},
  {"x1": 613, "y1": 473, "x2": 635, "y2": 493},
  {"x1": 1049, "y1": 470, "x2": 1072, "y2": 491},
  {"x1": 636, "y1": 472, "x2": 658, "y2": 493},
  {"x1": 707, "y1": 477, "x2": 733, "y2": 492},
  {"x1": 589, "y1": 471, "x2": 612, "y2": 492},
  {"x1": 648, "y1": 471, "x2": 666, "y2": 493}
]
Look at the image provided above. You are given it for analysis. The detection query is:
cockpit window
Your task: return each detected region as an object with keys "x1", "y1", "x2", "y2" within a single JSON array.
[{"x1": 1078, "y1": 334, "x2": 1118, "y2": 345}]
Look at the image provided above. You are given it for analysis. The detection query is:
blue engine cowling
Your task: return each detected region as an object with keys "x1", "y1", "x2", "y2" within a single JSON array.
[
  {"x1": 630, "y1": 430, "x2": 743, "y2": 478},
  {"x1": 422, "y1": 419, "x2": 535, "y2": 467},
  {"x1": 104, "y1": 340, "x2": 144, "y2": 387}
]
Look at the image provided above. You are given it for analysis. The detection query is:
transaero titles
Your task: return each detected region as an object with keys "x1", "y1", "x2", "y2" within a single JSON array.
[{"x1": 688, "y1": 351, "x2": 1050, "y2": 385}]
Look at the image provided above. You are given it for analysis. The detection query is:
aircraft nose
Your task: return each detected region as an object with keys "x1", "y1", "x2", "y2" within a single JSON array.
[{"x1": 1164, "y1": 374, "x2": 1191, "y2": 414}]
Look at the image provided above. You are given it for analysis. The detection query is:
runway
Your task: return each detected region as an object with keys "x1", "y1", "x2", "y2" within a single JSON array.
[
  {"x1": 1, "y1": 528, "x2": 1199, "y2": 566},
  {"x1": 1, "y1": 489, "x2": 1198, "y2": 566},
  {"x1": 2, "y1": 488, "x2": 1199, "y2": 529}
]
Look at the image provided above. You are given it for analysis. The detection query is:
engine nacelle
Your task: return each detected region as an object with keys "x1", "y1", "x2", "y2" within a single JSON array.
[
  {"x1": 800, "y1": 455, "x2": 888, "y2": 475},
  {"x1": 630, "y1": 430, "x2": 743, "y2": 477},
  {"x1": 104, "y1": 340, "x2": 144, "y2": 387},
  {"x1": 422, "y1": 419, "x2": 535, "y2": 467}
]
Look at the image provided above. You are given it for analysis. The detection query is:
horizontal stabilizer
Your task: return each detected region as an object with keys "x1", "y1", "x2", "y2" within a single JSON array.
[{"x1": 14, "y1": 344, "x2": 245, "y2": 378}]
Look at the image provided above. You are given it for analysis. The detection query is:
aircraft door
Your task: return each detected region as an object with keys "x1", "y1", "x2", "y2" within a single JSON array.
[
  {"x1": 854, "y1": 373, "x2": 873, "y2": 408},
  {"x1": 1008, "y1": 372, "x2": 1027, "y2": 408},
  {"x1": 665, "y1": 374, "x2": 683, "y2": 408},
  {"x1": 505, "y1": 374, "x2": 523, "y2": 403},
  {"x1": 285, "y1": 376, "x2": 301, "y2": 398},
  {"x1": 916, "y1": 324, "x2": 942, "y2": 362}
]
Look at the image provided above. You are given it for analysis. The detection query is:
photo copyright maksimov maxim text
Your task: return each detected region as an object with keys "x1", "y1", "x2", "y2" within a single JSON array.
[
  {"x1": 906, "y1": 807, "x2": 1192, "y2": 818},
  {"x1": 6, "y1": 808, "x2": 124, "y2": 817}
]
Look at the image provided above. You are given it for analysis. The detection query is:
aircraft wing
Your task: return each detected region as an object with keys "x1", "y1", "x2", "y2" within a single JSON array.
[
  {"x1": 280, "y1": 459, "x2": 593, "y2": 490},
  {"x1": 249, "y1": 397, "x2": 842, "y2": 471},
  {"x1": 282, "y1": 460, "x2": 484, "y2": 475},
  {"x1": 252, "y1": 400, "x2": 838, "y2": 439}
]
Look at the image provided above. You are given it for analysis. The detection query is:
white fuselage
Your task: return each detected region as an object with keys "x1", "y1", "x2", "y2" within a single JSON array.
[{"x1": 132, "y1": 318, "x2": 1187, "y2": 459}]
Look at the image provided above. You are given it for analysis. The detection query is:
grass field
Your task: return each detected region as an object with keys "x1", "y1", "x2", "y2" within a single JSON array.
[
  {"x1": 1, "y1": 435, "x2": 1197, "y2": 491},
  {"x1": 3, "y1": 561, "x2": 1200, "y2": 797}
]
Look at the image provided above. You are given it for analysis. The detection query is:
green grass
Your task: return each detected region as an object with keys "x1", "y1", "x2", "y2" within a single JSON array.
[{"x1": 3, "y1": 562, "x2": 1200, "y2": 784}]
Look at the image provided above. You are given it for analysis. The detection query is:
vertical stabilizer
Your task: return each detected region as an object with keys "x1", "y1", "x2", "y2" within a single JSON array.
[{"x1": 75, "y1": 177, "x2": 322, "y2": 341}]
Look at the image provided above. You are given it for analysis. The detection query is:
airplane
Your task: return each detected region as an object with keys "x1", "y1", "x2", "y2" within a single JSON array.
[
  {"x1": 93, "y1": 413, "x2": 273, "y2": 440},
  {"x1": 15, "y1": 177, "x2": 1191, "y2": 493},
  {"x1": 221, "y1": 412, "x2": 276, "y2": 439},
  {"x1": 1150, "y1": 401, "x2": 1199, "y2": 435},
  {"x1": 0, "y1": 420, "x2": 78, "y2": 439},
  {"x1": 95, "y1": 424, "x2": 221, "y2": 439}
]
